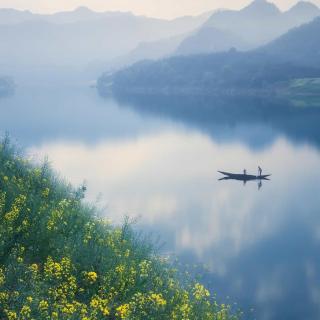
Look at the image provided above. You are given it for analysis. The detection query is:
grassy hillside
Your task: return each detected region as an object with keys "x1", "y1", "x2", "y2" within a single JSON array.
[
  {"x1": 0, "y1": 137, "x2": 241, "y2": 320},
  {"x1": 282, "y1": 78, "x2": 320, "y2": 107},
  {"x1": 288, "y1": 78, "x2": 320, "y2": 95}
]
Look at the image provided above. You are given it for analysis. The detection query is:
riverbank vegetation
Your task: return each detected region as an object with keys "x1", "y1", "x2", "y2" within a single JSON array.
[
  {"x1": 98, "y1": 50, "x2": 320, "y2": 96},
  {"x1": 0, "y1": 137, "x2": 241, "y2": 320}
]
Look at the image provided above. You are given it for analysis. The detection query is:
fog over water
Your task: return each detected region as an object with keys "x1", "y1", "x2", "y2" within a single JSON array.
[{"x1": 1, "y1": 85, "x2": 320, "y2": 319}]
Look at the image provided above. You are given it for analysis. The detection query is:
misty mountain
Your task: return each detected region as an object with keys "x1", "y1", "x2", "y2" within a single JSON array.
[
  {"x1": 262, "y1": 17, "x2": 320, "y2": 67},
  {"x1": 0, "y1": 8, "x2": 35, "y2": 25},
  {"x1": 100, "y1": 16, "x2": 320, "y2": 95},
  {"x1": 99, "y1": 51, "x2": 320, "y2": 96},
  {"x1": 206, "y1": 0, "x2": 319, "y2": 45},
  {"x1": 95, "y1": 11, "x2": 214, "y2": 73},
  {"x1": 0, "y1": 6, "x2": 160, "y2": 25},
  {"x1": 176, "y1": 0, "x2": 320, "y2": 56},
  {"x1": 0, "y1": 7, "x2": 210, "y2": 82},
  {"x1": 0, "y1": 6, "x2": 212, "y2": 26},
  {"x1": 176, "y1": 26, "x2": 248, "y2": 55},
  {"x1": 0, "y1": 6, "x2": 99, "y2": 25},
  {"x1": 284, "y1": 1, "x2": 320, "y2": 21},
  {"x1": 102, "y1": 34, "x2": 187, "y2": 73}
]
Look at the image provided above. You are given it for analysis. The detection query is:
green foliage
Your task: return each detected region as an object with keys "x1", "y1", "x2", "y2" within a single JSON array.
[
  {"x1": 0, "y1": 137, "x2": 242, "y2": 320},
  {"x1": 99, "y1": 50, "x2": 320, "y2": 96}
]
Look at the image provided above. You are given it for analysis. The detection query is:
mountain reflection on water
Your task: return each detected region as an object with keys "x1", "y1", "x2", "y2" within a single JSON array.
[
  {"x1": 113, "y1": 93, "x2": 320, "y2": 150},
  {"x1": 1, "y1": 86, "x2": 320, "y2": 320},
  {"x1": 109, "y1": 92, "x2": 320, "y2": 320}
]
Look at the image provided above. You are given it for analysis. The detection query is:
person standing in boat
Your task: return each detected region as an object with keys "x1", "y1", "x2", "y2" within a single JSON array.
[
  {"x1": 243, "y1": 169, "x2": 247, "y2": 186},
  {"x1": 258, "y1": 166, "x2": 262, "y2": 177}
]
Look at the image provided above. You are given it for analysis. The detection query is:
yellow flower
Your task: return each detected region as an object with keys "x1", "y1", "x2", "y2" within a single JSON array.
[
  {"x1": 62, "y1": 303, "x2": 76, "y2": 315},
  {"x1": 102, "y1": 307, "x2": 110, "y2": 316},
  {"x1": 0, "y1": 292, "x2": 9, "y2": 302},
  {"x1": 29, "y1": 263, "x2": 38, "y2": 273},
  {"x1": 39, "y1": 300, "x2": 49, "y2": 312},
  {"x1": 6, "y1": 311, "x2": 17, "y2": 320},
  {"x1": 4, "y1": 195, "x2": 26, "y2": 222},
  {"x1": 115, "y1": 265, "x2": 125, "y2": 273},
  {"x1": 26, "y1": 296, "x2": 33, "y2": 303},
  {"x1": 90, "y1": 298, "x2": 99, "y2": 308},
  {"x1": 139, "y1": 260, "x2": 151, "y2": 278},
  {"x1": 193, "y1": 283, "x2": 210, "y2": 300},
  {"x1": 85, "y1": 271, "x2": 98, "y2": 284},
  {"x1": 150, "y1": 293, "x2": 167, "y2": 306},
  {"x1": 20, "y1": 305, "x2": 31, "y2": 317},
  {"x1": 116, "y1": 304, "x2": 130, "y2": 319},
  {"x1": 44, "y1": 257, "x2": 62, "y2": 279},
  {"x1": 0, "y1": 268, "x2": 5, "y2": 285}
]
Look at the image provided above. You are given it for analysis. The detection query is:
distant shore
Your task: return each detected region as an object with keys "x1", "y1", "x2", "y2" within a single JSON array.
[{"x1": 97, "y1": 79, "x2": 320, "y2": 102}]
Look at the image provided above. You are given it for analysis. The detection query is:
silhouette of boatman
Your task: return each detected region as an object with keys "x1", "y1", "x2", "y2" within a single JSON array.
[
  {"x1": 258, "y1": 166, "x2": 262, "y2": 177},
  {"x1": 243, "y1": 169, "x2": 247, "y2": 186}
]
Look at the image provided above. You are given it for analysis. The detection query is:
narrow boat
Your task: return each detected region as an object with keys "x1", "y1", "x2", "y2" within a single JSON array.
[{"x1": 218, "y1": 171, "x2": 271, "y2": 181}]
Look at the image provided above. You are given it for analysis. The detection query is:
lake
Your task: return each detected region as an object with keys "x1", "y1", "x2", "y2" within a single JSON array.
[{"x1": 1, "y1": 85, "x2": 320, "y2": 320}]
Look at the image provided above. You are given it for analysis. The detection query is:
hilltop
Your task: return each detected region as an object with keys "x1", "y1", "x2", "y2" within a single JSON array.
[
  {"x1": 175, "y1": 0, "x2": 319, "y2": 56},
  {"x1": 261, "y1": 17, "x2": 320, "y2": 67},
  {"x1": 99, "y1": 16, "x2": 320, "y2": 97}
]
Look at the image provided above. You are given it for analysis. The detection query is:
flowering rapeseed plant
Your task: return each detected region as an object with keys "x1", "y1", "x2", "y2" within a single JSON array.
[{"x1": 0, "y1": 137, "x2": 242, "y2": 320}]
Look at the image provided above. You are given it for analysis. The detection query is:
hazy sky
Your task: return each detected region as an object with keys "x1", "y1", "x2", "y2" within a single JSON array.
[{"x1": 0, "y1": 0, "x2": 319, "y2": 19}]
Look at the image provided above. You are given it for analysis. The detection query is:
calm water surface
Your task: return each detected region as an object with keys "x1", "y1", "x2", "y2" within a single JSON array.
[{"x1": 1, "y1": 86, "x2": 320, "y2": 320}]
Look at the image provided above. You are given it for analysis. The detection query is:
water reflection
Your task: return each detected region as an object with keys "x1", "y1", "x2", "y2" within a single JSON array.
[
  {"x1": 0, "y1": 86, "x2": 175, "y2": 147},
  {"x1": 30, "y1": 134, "x2": 320, "y2": 320},
  {"x1": 218, "y1": 170, "x2": 271, "y2": 189},
  {"x1": 112, "y1": 93, "x2": 320, "y2": 150},
  {"x1": 2, "y1": 86, "x2": 320, "y2": 319}
]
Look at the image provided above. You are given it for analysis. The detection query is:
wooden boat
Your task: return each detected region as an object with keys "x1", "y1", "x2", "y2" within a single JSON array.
[{"x1": 218, "y1": 171, "x2": 271, "y2": 181}]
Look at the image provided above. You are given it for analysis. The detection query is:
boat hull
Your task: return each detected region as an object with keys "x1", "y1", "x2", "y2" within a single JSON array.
[{"x1": 218, "y1": 171, "x2": 271, "y2": 181}]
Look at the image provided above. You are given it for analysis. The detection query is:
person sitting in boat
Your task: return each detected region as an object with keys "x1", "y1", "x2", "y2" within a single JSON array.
[{"x1": 258, "y1": 166, "x2": 262, "y2": 177}]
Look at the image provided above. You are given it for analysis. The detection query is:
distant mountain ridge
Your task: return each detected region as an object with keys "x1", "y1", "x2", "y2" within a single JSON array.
[
  {"x1": 0, "y1": 7, "x2": 211, "y2": 82},
  {"x1": 175, "y1": 0, "x2": 320, "y2": 56},
  {"x1": 176, "y1": 27, "x2": 248, "y2": 55},
  {"x1": 99, "y1": 16, "x2": 320, "y2": 96},
  {"x1": 0, "y1": 7, "x2": 138, "y2": 25},
  {"x1": 261, "y1": 16, "x2": 320, "y2": 67},
  {"x1": 0, "y1": 6, "x2": 212, "y2": 25}
]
